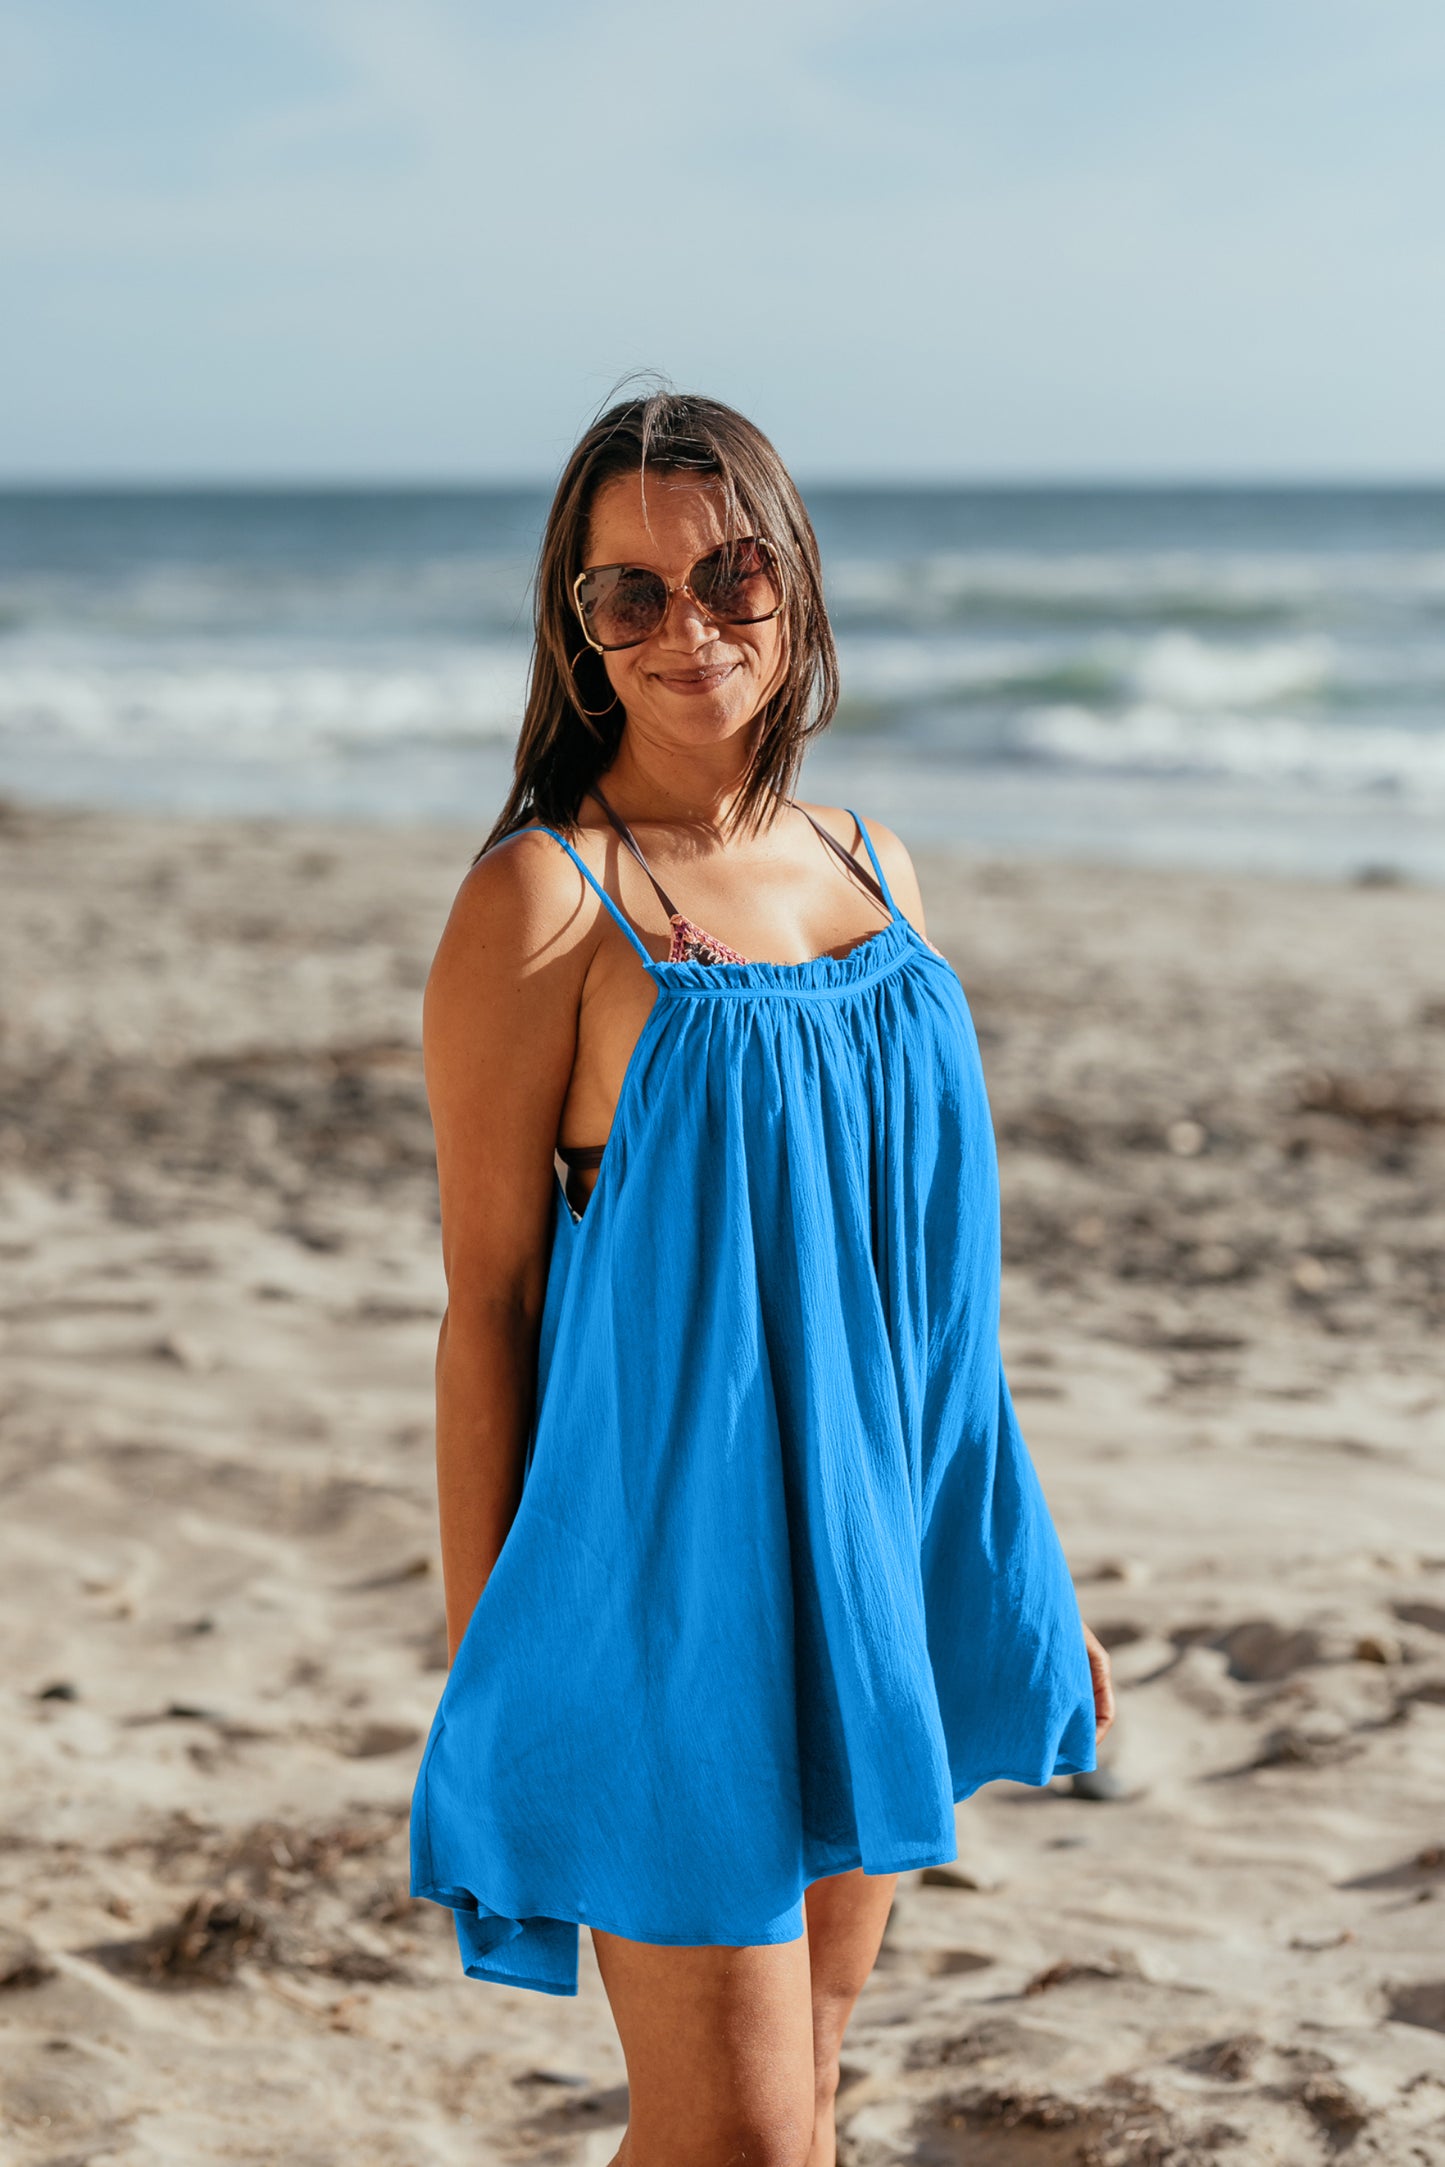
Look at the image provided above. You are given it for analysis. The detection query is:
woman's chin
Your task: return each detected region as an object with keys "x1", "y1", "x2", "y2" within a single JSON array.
[{"x1": 637, "y1": 686, "x2": 763, "y2": 739}]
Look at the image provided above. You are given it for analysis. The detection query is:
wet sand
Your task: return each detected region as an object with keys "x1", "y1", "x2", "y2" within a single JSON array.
[{"x1": 1, "y1": 800, "x2": 1443, "y2": 2166}]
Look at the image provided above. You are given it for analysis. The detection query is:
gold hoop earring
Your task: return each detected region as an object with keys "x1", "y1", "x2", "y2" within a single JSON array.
[{"x1": 568, "y1": 650, "x2": 620, "y2": 722}]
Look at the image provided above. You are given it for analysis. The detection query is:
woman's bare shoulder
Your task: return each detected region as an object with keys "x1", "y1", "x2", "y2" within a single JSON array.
[
  {"x1": 794, "y1": 797, "x2": 926, "y2": 926},
  {"x1": 427, "y1": 823, "x2": 606, "y2": 1001}
]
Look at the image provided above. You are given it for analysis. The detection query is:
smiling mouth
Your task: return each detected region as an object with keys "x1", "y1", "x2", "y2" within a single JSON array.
[{"x1": 651, "y1": 662, "x2": 739, "y2": 690}]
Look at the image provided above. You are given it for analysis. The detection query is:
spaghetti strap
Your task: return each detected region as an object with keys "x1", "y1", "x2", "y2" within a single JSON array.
[
  {"x1": 587, "y1": 784, "x2": 682, "y2": 921},
  {"x1": 788, "y1": 800, "x2": 891, "y2": 916},
  {"x1": 843, "y1": 809, "x2": 898, "y2": 919},
  {"x1": 521, "y1": 824, "x2": 656, "y2": 971}
]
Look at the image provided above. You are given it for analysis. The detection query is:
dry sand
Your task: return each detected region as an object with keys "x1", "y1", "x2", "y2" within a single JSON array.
[{"x1": 1, "y1": 798, "x2": 1443, "y2": 2167}]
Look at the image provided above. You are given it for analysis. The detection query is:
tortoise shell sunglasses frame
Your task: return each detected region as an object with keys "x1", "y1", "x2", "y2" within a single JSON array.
[{"x1": 571, "y1": 535, "x2": 786, "y2": 654}]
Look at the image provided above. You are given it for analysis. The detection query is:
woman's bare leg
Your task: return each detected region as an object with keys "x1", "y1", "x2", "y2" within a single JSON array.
[
  {"x1": 802, "y1": 1869, "x2": 899, "y2": 2167},
  {"x1": 591, "y1": 1924, "x2": 816, "y2": 2167},
  {"x1": 590, "y1": 1868, "x2": 898, "y2": 2167}
]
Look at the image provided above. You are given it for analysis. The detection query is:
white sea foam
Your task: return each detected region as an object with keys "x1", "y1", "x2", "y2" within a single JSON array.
[
  {"x1": 0, "y1": 648, "x2": 531, "y2": 753},
  {"x1": 1018, "y1": 702, "x2": 1445, "y2": 795},
  {"x1": 6, "y1": 629, "x2": 1436, "y2": 803},
  {"x1": 835, "y1": 638, "x2": 1049, "y2": 699},
  {"x1": 836, "y1": 630, "x2": 1341, "y2": 712},
  {"x1": 1129, "y1": 632, "x2": 1335, "y2": 708}
]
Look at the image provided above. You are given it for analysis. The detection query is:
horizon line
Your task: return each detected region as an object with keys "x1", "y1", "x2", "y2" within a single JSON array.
[{"x1": 4, "y1": 471, "x2": 1445, "y2": 494}]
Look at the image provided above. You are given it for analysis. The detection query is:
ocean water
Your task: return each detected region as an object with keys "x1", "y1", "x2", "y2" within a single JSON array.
[{"x1": 1, "y1": 485, "x2": 1442, "y2": 880}]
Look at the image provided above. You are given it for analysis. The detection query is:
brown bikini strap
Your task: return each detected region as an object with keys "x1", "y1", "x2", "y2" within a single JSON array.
[
  {"x1": 585, "y1": 783, "x2": 889, "y2": 919},
  {"x1": 587, "y1": 782, "x2": 682, "y2": 920},
  {"x1": 791, "y1": 803, "x2": 891, "y2": 912}
]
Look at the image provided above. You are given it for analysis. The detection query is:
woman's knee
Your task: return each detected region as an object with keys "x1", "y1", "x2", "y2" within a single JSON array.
[
  {"x1": 591, "y1": 1926, "x2": 817, "y2": 2166},
  {"x1": 731, "y1": 2109, "x2": 816, "y2": 2167},
  {"x1": 810, "y1": 1984, "x2": 861, "y2": 2112},
  {"x1": 813, "y1": 1979, "x2": 863, "y2": 2052},
  {"x1": 622, "y1": 2104, "x2": 815, "y2": 2167}
]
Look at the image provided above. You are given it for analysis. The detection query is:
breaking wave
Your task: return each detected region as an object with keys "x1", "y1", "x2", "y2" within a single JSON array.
[
  {"x1": 0, "y1": 649, "x2": 530, "y2": 754},
  {"x1": 3, "y1": 488, "x2": 1444, "y2": 852}
]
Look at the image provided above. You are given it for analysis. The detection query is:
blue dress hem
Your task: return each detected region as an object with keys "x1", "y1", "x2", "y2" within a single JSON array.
[{"x1": 415, "y1": 1742, "x2": 1100, "y2": 1997}]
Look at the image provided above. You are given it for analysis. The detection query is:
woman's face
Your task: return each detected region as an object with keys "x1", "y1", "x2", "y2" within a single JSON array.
[{"x1": 581, "y1": 470, "x2": 786, "y2": 755}]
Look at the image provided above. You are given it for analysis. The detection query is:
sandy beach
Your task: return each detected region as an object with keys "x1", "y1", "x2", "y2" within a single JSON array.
[{"x1": 2, "y1": 798, "x2": 1443, "y2": 2166}]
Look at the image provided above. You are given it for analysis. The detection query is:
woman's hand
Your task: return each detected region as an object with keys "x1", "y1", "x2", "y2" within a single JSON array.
[{"x1": 1082, "y1": 1620, "x2": 1115, "y2": 1744}]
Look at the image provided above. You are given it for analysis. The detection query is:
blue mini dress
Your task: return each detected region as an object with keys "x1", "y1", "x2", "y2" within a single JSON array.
[{"x1": 410, "y1": 807, "x2": 1096, "y2": 1996}]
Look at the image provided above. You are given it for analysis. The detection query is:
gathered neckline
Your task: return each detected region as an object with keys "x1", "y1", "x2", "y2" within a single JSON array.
[
  {"x1": 645, "y1": 909, "x2": 930, "y2": 997},
  {"x1": 519, "y1": 808, "x2": 947, "y2": 1000}
]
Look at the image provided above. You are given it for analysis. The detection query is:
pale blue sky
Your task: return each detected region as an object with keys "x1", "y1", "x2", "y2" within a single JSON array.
[{"x1": 3, "y1": 0, "x2": 1442, "y2": 479}]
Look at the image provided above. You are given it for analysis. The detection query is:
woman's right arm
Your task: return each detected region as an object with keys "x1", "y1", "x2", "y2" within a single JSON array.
[{"x1": 421, "y1": 833, "x2": 592, "y2": 1663}]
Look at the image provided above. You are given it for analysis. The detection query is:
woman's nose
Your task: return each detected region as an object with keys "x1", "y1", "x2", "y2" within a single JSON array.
[{"x1": 656, "y1": 584, "x2": 715, "y2": 647}]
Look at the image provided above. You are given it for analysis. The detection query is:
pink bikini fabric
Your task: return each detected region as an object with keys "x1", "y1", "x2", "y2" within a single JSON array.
[{"x1": 666, "y1": 913, "x2": 750, "y2": 966}]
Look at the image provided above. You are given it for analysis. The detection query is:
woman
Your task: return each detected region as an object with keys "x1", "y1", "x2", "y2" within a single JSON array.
[{"x1": 410, "y1": 392, "x2": 1114, "y2": 2167}]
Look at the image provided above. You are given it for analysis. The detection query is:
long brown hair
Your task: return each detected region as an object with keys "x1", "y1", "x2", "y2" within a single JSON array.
[{"x1": 478, "y1": 391, "x2": 839, "y2": 854}]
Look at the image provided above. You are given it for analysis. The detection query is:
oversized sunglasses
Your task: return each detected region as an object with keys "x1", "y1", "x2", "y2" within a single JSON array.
[{"x1": 572, "y1": 535, "x2": 784, "y2": 653}]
